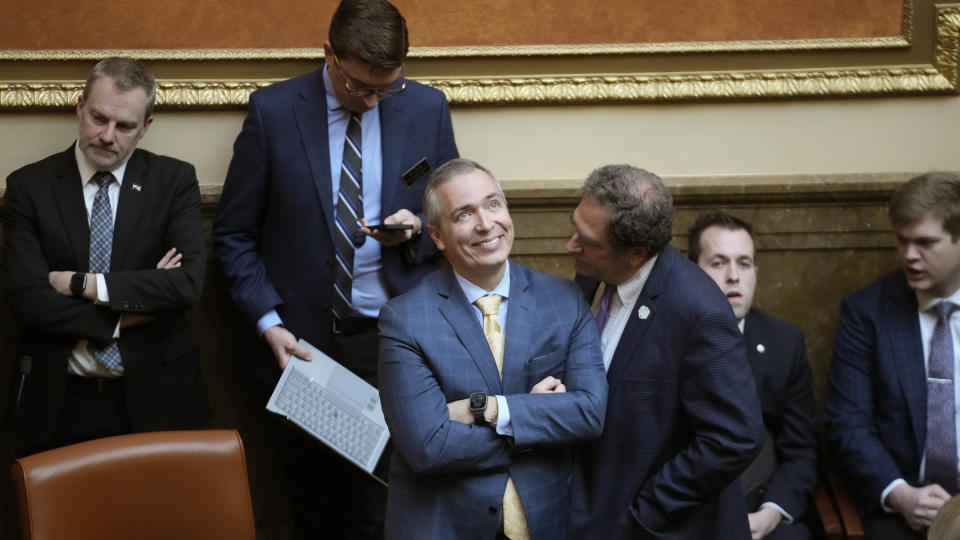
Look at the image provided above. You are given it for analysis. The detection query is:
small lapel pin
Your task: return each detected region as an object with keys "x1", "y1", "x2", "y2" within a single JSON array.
[
  {"x1": 638, "y1": 305, "x2": 651, "y2": 320},
  {"x1": 131, "y1": 184, "x2": 142, "y2": 192},
  {"x1": 756, "y1": 344, "x2": 766, "y2": 354}
]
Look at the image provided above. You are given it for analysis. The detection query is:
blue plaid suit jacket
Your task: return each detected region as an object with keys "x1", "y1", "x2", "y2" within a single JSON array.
[
  {"x1": 825, "y1": 269, "x2": 929, "y2": 516},
  {"x1": 378, "y1": 262, "x2": 607, "y2": 539}
]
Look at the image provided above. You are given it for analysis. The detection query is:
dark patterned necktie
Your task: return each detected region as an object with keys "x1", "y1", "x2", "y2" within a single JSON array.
[
  {"x1": 88, "y1": 171, "x2": 122, "y2": 370},
  {"x1": 927, "y1": 301, "x2": 958, "y2": 493},
  {"x1": 332, "y1": 112, "x2": 364, "y2": 319}
]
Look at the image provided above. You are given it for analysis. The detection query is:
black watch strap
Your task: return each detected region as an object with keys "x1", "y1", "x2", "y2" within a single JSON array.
[
  {"x1": 70, "y1": 272, "x2": 87, "y2": 298},
  {"x1": 469, "y1": 392, "x2": 488, "y2": 426}
]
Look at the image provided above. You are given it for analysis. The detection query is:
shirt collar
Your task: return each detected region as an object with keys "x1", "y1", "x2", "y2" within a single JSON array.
[
  {"x1": 916, "y1": 287, "x2": 960, "y2": 313},
  {"x1": 454, "y1": 260, "x2": 511, "y2": 305},
  {"x1": 74, "y1": 140, "x2": 128, "y2": 186},
  {"x1": 608, "y1": 254, "x2": 658, "y2": 309}
]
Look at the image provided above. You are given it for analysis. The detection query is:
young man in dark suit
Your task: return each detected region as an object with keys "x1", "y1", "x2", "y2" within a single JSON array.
[
  {"x1": 4, "y1": 57, "x2": 207, "y2": 453},
  {"x1": 566, "y1": 165, "x2": 764, "y2": 539},
  {"x1": 212, "y1": 0, "x2": 458, "y2": 536},
  {"x1": 689, "y1": 211, "x2": 819, "y2": 540},
  {"x1": 826, "y1": 172, "x2": 960, "y2": 539}
]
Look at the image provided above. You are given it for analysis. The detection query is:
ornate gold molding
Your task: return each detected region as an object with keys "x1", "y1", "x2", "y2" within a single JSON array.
[
  {"x1": 0, "y1": 36, "x2": 910, "y2": 62},
  {"x1": 937, "y1": 5, "x2": 960, "y2": 87},
  {"x1": 0, "y1": 81, "x2": 272, "y2": 109},
  {"x1": 1, "y1": 65, "x2": 953, "y2": 110},
  {"x1": 421, "y1": 67, "x2": 953, "y2": 105}
]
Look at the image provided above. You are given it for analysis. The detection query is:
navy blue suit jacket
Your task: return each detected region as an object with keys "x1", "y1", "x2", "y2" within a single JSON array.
[
  {"x1": 212, "y1": 67, "x2": 458, "y2": 385},
  {"x1": 569, "y1": 245, "x2": 764, "y2": 539},
  {"x1": 4, "y1": 145, "x2": 208, "y2": 447},
  {"x1": 825, "y1": 270, "x2": 932, "y2": 516},
  {"x1": 742, "y1": 309, "x2": 819, "y2": 520},
  {"x1": 378, "y1": 262, "x2": 608, "y2": 539}
]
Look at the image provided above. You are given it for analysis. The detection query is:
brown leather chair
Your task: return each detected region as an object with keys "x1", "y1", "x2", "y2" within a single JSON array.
[
  {"x1": 11, "y1": 429, "x2": 256, "y2": 540},
  {"x1": 813, "y1": 467, "x2": 865, "y2": 540}
]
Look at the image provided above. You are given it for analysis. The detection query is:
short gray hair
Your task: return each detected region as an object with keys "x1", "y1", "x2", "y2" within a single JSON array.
[
  {"x1": 83, "y1": 57, "x2": 157, "y2": 120},
  {"x1": 580, "y1": 164, "x2": 674, "y2": 255},
  {"x1": 423, "y1": 158, "x2": 504, "y2": 228}
]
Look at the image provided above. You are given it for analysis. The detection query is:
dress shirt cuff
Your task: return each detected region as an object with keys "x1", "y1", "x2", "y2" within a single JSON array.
[
  {"x1": 257, "y1": 310, "x2": 283, "y2": 335},
  {"x1": 494, "y1": 395, "x2": 512, "y2": 436},
  {"x1": 96, "y1": 273, "x2": 109, "y2": 303},
  {"x1": 881, "y1": 478, "x2": 907, "y2": 513},
  {"x1": 880, "y1": 478, "x2": 907, "y2": 514},
  {"x1": 759, "y1": 502, "x2": 793, "y2": 524}
]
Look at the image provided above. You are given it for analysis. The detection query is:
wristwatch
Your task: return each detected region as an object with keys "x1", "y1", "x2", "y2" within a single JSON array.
[
  {"x1": 469, "y1": 392, "x2": 488, "y2": 426},
  {"x1": 70, "y1": 272, "x2": 87, "y2": 298}
]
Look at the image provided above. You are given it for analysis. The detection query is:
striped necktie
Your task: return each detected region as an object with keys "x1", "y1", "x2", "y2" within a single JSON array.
[
  {"x1": 332, "y1": 112, "x2": 364, "y2": 319},
  {"x1": 88, "y1": 171, "x2": 122, "y2": 370}
]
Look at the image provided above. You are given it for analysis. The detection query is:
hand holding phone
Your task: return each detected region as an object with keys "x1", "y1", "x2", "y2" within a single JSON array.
[{"x1": 367, "y1": 223, "x2": 414, "y2": 232}]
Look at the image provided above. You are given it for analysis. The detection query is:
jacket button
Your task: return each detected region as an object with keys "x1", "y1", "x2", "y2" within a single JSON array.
[{"x1": 488, "y1": 506, "x2": 497, "y2": 516}]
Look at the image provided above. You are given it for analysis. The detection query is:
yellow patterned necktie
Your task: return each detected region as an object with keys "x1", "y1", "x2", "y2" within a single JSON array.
[{"x1": 475, "y1": 295, "x2": 529, "y2": 540}]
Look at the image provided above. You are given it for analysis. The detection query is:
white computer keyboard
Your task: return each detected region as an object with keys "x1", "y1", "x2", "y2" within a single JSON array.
[{"x1": 276, "y1": 366, "x2": 385, "y2": 467}]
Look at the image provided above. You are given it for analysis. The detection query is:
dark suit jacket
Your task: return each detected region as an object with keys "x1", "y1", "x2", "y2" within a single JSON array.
[
  {"x1": 212, "y1": 67, "x2": 458, "y2": 386},
  {"x1": 568, "y1": 245, "x2": 764, "y2": 539},
  {"x1": 825, "y1": 270, "x2": 932, "y2": 516},
  {"x1": 378, "y1": 262, "x2": 608, "y2": 540},
  {"x1": 3, "y1": 144, "x2": 208, "y2": 448},
  {"x1": 741, "y1": 309, "x2": 819, "y2": 521}
]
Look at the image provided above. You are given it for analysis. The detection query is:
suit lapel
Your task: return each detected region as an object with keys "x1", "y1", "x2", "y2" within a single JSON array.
[
  {"x1": 436, "y1": 269, "x2": 504, "y2": 394},
  {"x1": 606, "y1": 248, "x2": 672, "y2": 391},
  {"x1": 743, "y1": 310, "x2": 764, "y2": 382},
  {"x1": 503, "y1": 264, "x2": 534, "y2": 394},
  {"x1": 885, "y1": 273, "x2": 926, "y2": 457},
  {"x1": 111, "y1": 150, "x2": 147, "y2": 270},
  {"x1": 378, "y1": 97, "x2": 405, "y2": 214},
  {"x1": 51, "y1": 145, "x2": 91, "y2": 268},
  {"x1": 293, "y1": 68, "x2": 336, "y2": 240}
]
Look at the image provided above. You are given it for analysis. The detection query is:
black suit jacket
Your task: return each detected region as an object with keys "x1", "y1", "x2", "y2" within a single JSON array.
[
  {"x1": 741, "y1": 309, "x2": 819, "y2": 521},
  {"x1": 3, "y1": 144, "x2": 208, "y2": 447},
  {"x1": 569, "y1": 246, "x2": 764, "y2": 539}
]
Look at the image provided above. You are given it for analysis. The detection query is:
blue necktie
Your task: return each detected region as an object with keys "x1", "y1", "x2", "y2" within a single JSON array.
[
  {"x1": 332, "y1": 112, "x2": 363, "y2": 319},
  {"x1": 927, "y1": 301, "x2": 958, "y2": 493},
  {"x1": 88, "y1": 171, "x2": 122, "y2": 371}
]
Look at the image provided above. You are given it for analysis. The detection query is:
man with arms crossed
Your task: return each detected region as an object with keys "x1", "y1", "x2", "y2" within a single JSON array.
[
  {"x1": 378, "y1": 158, "x2": 607, "y2": 539},
  {"x1": 212, "y1": 0, "x2": 457, "y2": 536},
  {"x1": 4, "y1": 57, "x2": 207, "y2": 453},
  {"x1": 826, "y1": 172, "x2": 960, "y2": 539},
  {"x1": 566, "y1": 164, "x2": 764, "y2": 539},
  {"x1": 689, "y1": 211, "x2": 819, "y2": 540}
]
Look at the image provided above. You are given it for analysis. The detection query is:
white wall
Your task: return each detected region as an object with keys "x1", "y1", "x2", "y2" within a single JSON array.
[{"x1": 2, "y1": 93, "x2": 958, "y2": 187}]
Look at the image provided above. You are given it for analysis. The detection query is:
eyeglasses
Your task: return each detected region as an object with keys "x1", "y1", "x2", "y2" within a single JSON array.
[{"x1": 333, "y1": 54, "x2": 406, "y2": 99}]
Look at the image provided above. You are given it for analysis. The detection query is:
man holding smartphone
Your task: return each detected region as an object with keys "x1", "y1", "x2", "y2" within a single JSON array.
[{"x1": 212, "y1": 0, "x2": 458, "y2": 537}]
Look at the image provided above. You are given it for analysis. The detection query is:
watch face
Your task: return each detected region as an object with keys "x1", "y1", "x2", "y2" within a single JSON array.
[{"x1": 469, "y1": 392, "x2": 486, "y2": 410}]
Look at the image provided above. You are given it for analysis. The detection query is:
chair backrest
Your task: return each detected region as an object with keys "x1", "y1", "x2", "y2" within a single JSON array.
[{"x1": 11, "y1": 429, "x2": 256, "y2": 540}]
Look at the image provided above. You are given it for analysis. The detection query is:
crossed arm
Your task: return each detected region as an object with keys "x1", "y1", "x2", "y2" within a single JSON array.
[{"x1": 46, "y1": 248, "x2": 184, "y2": 329}]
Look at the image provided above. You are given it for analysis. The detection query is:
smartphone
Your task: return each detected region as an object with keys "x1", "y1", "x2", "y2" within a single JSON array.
[{"x1": 367, "y1": 223, "x2": 414, "y2": 232}]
